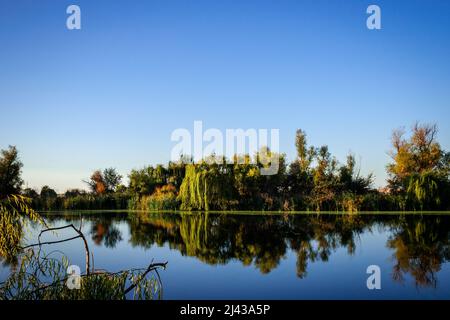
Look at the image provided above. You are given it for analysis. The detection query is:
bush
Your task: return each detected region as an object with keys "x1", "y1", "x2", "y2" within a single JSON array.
[
  {"x1": 130, "y1": 185, "x2": 179, "y2": 211},
  {"x1": 30, "y1": 193, "x2": 131, "y2": 211},
  {"x1": 339, "y1": 192, "x2": 363, "y2": 213}
]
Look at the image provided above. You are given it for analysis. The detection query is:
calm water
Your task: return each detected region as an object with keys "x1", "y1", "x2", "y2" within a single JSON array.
[{"x1": 1, "y1": 212, "x2": 449, "y2": 299}]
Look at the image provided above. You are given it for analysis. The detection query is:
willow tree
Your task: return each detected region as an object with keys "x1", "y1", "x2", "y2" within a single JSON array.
[
  {"x1": 406, "y1": 171, "x2": 441, "y2": 210},
  {"x1": 0, "y1": 195, "x2": 43, "y2": 263},
  {"x1": 178, "y1": 160, "x2": 236, "y2": 211},
  {"x1": 0, "y1": 146, "x2": 44, "y2": 262}
]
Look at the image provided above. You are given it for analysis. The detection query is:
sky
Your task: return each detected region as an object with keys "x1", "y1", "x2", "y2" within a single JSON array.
[{"x1": 1, "y1": 0, "x2": 449, "y2": 192}]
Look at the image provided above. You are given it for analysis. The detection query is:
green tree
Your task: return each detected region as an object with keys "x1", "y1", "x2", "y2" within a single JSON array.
[
  {"x1": 0, "y1": 147, "x2": 43, "y2": 262},
  {"x1": 40, "y1": 185, "x2": 57, "y2": 199},
  {"x1": 23, "y1": 188, "x2": 39, "y2": 199},
  {"x1": 0, "y1": 146, "x2": 23, "y2": 198},
  {"x1": 39, "y1": 185, "x2": 59, "y2": 210},
  {"x1": 406, "y1": 171, "x2": 442, "y2": 210},
  {"x1": 310, "y1": 146, "x2": 338, "y2": 211},
  {"x1": 129, "y1": 166, "x2": 163, "y2": 196},
  {"x1": 287, "y1": 129, "x2": 316, "y2": 210},
  {"x1": 338, "y1": 154, "x2": 373, "y2": 195},
  {"x1": 232, "y1": 155, "x2": 261, "y2": 209},
  {"x1": 295, "y1": 129, "x2": 315, "y2": 172},
  {"x1": 255, "y1": 147, "x2": 287, "y2": 210},
  {"x1": 178, "y1": 160, "x2": 236, "y2": 211},
  {"x1": 103, "y1": 168, "x2": 122, "y2": 193}
]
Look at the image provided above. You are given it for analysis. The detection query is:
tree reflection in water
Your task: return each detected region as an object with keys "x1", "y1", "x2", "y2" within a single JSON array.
[
  {"x1": 90, "y1": 217, "x2": 123, "y2": 248},
  {"x1": 128, "y1": 212, "x2": 449, "y2": 286},
  {"x1": 387, "y1": 215, "x2": 450, "y2": 288},
  {"x1": 2, "y1": 212, "x2": 449, "y2": 289}
]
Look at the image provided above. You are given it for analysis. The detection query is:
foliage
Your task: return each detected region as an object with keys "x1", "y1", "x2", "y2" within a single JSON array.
[
  {"x1": 388, "y1": 123, "x2": 443, "y2": 190},
  {"x1": 128, "y1": 165, "x2": 168, "y2": 196},
  {"x1": 178, "y1": 161, "x2": 237, "y2": 211},
  {"x1": 85, "y1": 168, "x2": 122, "y2": 195},
  {"x1": 133, "y1": 184, "x2": 180, "y2": 211},
  {"x1": 0, "y1": 146, "x2": 23, "y2": 197},
  {"x1": 386, "y1": 123, "x2": 450, "y2": 210},
  {"x1": 28, "y1": 193, "x2": 130, "y2": 211},
  {"x1": 406, "y1": 171, "x2": 442, "y2": 210},
  {"x1": 0, "y1": 195, "x2": 43, "y2": 262}
]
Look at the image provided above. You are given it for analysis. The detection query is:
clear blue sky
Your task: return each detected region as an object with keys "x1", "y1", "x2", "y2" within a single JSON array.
[{"x1": 1, "y1": 0, "x2": 449, "y2": 192}]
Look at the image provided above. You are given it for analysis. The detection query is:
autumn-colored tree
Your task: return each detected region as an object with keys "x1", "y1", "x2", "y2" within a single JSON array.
[
  {"x1": 84, "y1": 168, "x2": 122, "y2": 195},
  {"x1": 387, "y1": 123, "x2": 450, "y2": 209},
  {"x1": 86, "y1": 170, "x2": 106, "y2": 194},
  {"x1": 387, "y1": 123, "x2": 442, "y2": 190}
]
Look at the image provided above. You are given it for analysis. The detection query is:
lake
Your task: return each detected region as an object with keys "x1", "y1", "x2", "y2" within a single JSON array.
[{"x1": 1, "y1": 211, "x2": 449, "y2": 299}]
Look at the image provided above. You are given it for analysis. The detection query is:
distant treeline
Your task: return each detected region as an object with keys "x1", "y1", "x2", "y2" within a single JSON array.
[{"x1": 1, "y1": 123, "x2": 449, "y2": 212}]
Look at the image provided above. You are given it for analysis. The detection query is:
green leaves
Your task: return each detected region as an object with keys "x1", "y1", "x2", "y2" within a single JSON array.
[
  {"x1": 0, "y1": 146, "x2": 23, "y2": 197},
  {"x1": 406, "y1": 171, "x2": 442, "y2": 210},
  {"x1": 0, "y1": 195, "x2": 44, "y2": 261}
]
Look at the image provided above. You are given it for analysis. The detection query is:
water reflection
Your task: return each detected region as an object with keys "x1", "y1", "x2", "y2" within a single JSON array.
[
  {"x1": 1, "y1": 212, "x2": 449, "y2": 290},
  {"x1": 128, "y1": 212, "x2": 449, "y2": 286},
  {"x1": 387, "y1": 216, "x2": 450, "y2": 287},
  {"x1": 90, "y1": 217, "x2": 123, "y2": 248}
]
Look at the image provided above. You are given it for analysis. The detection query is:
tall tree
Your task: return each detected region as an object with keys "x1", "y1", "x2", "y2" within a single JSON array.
[
  {"x1": 40, "y1": 186, "x2": 57, "y2": 199},
  {"x1": 310, "y1": 146, "x2": 338, "y2": 210},
  {"x1": 0, "y1": 146, "x2": 23, "y2": 198},
  {"x1": 295, "y1": 129, "x2": 315, "y2": 172},
  {"x1": 387, "y1": 123, "x2": 450, "y2": 209},
  {"x1": 338, "y1": 154, "x2": 373, "y2": 195},
  {"x1": 103, "y1": 168, "x2": 122, "y2": 193},
  {"x1": 288, "y1": 130, "x2": 316, "y2": 209},
  {"x1": 178, "y1": 161, "x2": 236, "y2": 211},
  {"x1": 387, "y1": 123, "x2": 442, "y2": 191}
]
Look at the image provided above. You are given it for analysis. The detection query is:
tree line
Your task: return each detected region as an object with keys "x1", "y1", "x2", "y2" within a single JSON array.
[{"x1": 1, "y1": 123, "x2": 449, "y2": 212}]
